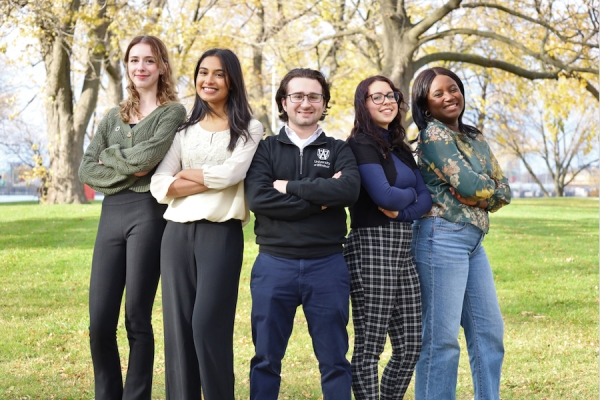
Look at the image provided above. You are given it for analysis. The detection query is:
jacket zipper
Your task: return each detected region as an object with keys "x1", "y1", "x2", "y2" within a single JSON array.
[{"x1": 299, "y1": 150, "x2": 303, "y2": 176}]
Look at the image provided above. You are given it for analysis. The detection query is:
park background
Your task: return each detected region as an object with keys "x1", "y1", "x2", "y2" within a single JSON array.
[{"x1": 0, "y1": 0, "x2": 598, "y2": 398}]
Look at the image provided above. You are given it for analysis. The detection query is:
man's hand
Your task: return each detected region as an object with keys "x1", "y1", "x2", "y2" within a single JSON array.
[
  {"x1": 273, "y1": 180, "x2": 288, "y2": 194},
  {"x1": 276, "y1": 171, "x2": 342, "y2": 209},
  {"x1": 378, "y1": 207, "x2": 398, "y2": 219}
]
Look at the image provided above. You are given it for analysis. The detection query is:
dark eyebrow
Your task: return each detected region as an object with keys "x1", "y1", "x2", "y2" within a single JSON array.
[{"x1": 198, "y1": 67, "x2": 225, "y2": 72}]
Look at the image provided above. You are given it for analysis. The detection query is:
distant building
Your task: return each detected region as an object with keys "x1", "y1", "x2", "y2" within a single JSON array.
[
  {"x1": 492, "y1": 147, "x2": 597, "y2": 198},
  {"x1": 0, "y1": 162, "x2": 39, "y2": 196}
]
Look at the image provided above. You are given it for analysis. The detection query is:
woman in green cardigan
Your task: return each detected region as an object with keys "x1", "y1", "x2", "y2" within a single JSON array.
[{"x1": 78, "y1": 35, "x2": 186, "y2": 400}]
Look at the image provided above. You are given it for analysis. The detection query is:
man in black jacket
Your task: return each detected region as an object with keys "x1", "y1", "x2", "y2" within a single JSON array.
[{"x1": 246, "y1": 68, "x2": 360, "y2": 400}]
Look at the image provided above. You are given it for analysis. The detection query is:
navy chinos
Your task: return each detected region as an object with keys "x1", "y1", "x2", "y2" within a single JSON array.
[{"x1": 249, "y1": 252, "x2": 352, "y2": 400}]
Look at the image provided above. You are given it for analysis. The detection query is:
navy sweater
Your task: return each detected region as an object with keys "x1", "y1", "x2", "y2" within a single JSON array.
[{"x1": 347, "y1": 130, "x2": 432, "y2": 228}]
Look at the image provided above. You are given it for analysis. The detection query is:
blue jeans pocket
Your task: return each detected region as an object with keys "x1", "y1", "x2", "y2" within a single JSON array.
[{"x1": 434, "y1": 218, "x2": 469, "y2": 232}]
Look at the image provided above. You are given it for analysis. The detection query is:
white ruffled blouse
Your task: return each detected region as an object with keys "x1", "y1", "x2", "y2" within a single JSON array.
[{"x1": 150, "y1": 119, "x2": 264, "y2": 225}]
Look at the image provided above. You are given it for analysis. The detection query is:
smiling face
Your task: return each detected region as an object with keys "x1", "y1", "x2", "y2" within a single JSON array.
[
  {"x1": 196, "y1": 56, "x2": 229, "y2": 112},
  {"x1": 426, "y1": 74, "x2": 464, "y2": 131},
  {"x1": 366, "y1": 80, "x2": 398, "y2": 129},
  {"x1": 281, "y1": 77, "x2": 325, "y2": 135},
  {"x1": 127, "y1": 43, "x2": 161, "y2": 93}
]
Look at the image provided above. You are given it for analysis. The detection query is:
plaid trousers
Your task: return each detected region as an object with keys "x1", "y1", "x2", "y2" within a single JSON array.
[{"x1": 343, "y1": 221, "x2": 422, "y2": 400}]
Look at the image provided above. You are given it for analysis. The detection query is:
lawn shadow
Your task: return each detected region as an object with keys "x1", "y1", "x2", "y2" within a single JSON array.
[
  {"x1": 0, "y1": 216, "x2": 99, "y2": 250},
  {"x1": 490, "y1": 215, "x2": 597, "y2": 239}
]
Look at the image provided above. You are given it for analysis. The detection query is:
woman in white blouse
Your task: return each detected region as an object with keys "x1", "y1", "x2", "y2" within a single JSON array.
[{"x1": 150, "y1": 49, "x2": 263, "y2": 400}]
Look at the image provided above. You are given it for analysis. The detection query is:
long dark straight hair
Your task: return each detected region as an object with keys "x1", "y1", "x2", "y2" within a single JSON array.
[
  {"x1": 179, "y1": 48, "x2": 253, "y2": 151},
  {"x1": 411, "y1": 67, "x2": 480, "y2": 138},
  {"x1": 348, "y1": 75, "x2": 416, "y2": 168}
]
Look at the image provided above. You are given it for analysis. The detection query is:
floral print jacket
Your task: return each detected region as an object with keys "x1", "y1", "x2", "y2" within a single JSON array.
[{"x1": 416, "y1": 119, "x2": 511, "y2": 234}]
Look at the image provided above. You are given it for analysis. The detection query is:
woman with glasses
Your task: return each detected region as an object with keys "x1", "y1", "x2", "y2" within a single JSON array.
[
  {"x1": 150, "y1": 48, "x2": 263, "y2": 399},
  {"x1": 344, "y1": 75, "x2": 432, "y2": 399}
]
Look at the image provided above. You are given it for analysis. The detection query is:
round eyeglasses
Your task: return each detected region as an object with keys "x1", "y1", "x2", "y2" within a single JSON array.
[
  {"x1": 286, "y1": 93, "x2": 324, "y2": 103},
  {"x1": 367, "y1": 92, "x2": 400, "y2": 105}
]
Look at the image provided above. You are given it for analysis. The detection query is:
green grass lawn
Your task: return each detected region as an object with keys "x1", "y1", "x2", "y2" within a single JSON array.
[{"x1": 0, "y1": 198, "x2": 597, "y2": 399}]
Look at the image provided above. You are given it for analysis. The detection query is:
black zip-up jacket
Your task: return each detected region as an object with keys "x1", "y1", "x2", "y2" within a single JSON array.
[{"x1": 245, "y1": 127, "x2": 360, "y2": 259}]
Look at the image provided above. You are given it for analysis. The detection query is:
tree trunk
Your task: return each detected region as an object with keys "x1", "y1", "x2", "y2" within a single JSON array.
[
  {"x1": 380, "y1": 32, "x2": 416, "y2": 98},
  {"x1": 44, "y1": 43, "x2": 87, "y2": 204},
  {"x1": 43, "y1": 0, "x2": 112, "y2": 203},
  {"x1": 378, "y1": 0, "x2": 422, "y2": 125},
  {"x1": 74, "y1": 0, "x2": 110, "y2": 138},
  {"x1": 40, "y1": 0, "x2": 87, "y2": 204},
  {"x1": 555, "y1": 178, "x2": 564, "y2": 197},
  {"x1": 105, "y1": 29, "x2": 124, "y2": 108},
  {"x1": 248, "y1": 4, "x2": 273, "y2": 136},
  {"x1": 381, "y1": 0, "x2": 464, "y2": 96},
  {"x1": 250, "y1": 44, "x2": 273, "y2": 136}
]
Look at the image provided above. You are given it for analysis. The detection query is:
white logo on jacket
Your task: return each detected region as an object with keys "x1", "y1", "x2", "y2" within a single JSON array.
[{"x1": 317, "y1": 148, "x2": 330, "y2": 160}]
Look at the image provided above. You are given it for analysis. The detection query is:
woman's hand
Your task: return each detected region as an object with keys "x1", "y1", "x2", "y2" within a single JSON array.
[
  {"x1": 378, "y1": 207, "x2": 399, "y2": 219},
  {"x1": 449, "y1": 187, "x2": 488, "y2": 209},
  {"x1": 174, "y1": 170, "x2": 189, "y2": 180},
  {"x1": 175, "y1": 169, "x2": 205, "y2": 185},
  {"x1": 99, "y1": 157, "x2": 149, "y2": 177}
]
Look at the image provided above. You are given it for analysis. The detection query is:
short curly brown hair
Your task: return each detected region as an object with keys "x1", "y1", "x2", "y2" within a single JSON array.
[{"x1": 275, "y1": 68, "x2": 331, "y2": 122}]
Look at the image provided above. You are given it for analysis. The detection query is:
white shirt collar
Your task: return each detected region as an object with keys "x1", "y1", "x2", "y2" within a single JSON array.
[{"x1": 285, "y1": 125, "x2": 323, "y2": 150}]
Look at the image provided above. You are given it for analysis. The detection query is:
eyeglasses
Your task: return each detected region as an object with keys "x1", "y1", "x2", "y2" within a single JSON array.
[
  {"x1": 367, "y1": 92, "x2": 400, "y2": 105},
  {"x1": 286, "y1": 93, "x2": 324, "y2": 103}
]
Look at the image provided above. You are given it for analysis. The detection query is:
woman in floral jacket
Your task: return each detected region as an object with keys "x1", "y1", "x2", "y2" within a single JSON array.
[{"x1": 410, "y1": 67, "x2": 511, "y2": 400}]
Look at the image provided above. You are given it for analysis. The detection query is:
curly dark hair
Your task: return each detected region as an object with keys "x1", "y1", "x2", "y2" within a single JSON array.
[{"x1": 348, "y1": 75, "x2": 415, "y2": 168}]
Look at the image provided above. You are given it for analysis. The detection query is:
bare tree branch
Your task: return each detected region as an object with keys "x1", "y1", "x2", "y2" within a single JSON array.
[
  {"x1": 418, "y1": 28, "x2": 598, "y2": 75},
  {"x1": 405, "y1": 0, "x2": 461, "y2": 42},
  {"x1": 414, "y1": 52, "x2": 600, "y2": 100},
  {"x1": 462, "y1": 2, "x2": 599, "y2": 47}
]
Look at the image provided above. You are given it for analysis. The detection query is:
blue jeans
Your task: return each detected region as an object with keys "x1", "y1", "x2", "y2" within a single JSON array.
[
  {"x1": 412, "y1": 217, "x2": 504, "y2": 400},
  {"x1": 249, "y1": 252, "x2": 352, "y2": 400}
]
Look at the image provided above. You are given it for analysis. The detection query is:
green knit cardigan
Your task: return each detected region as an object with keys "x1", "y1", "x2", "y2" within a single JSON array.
[{"x1": 78, "y1": 103, "x2": 187, "y2": 195}]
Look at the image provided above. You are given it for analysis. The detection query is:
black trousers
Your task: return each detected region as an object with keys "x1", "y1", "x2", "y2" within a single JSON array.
[
  {"x1": 161, "y1": 219, "x2": 243, "y2": 400},
  {"x1": 89, "y1": 190, "x2": 167, "y2": 400}
]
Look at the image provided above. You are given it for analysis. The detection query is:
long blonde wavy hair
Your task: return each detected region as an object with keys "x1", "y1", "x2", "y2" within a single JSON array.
[{"x1": 119, "y1": 35, "x2": 179, "y2": 122}]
